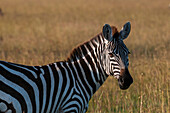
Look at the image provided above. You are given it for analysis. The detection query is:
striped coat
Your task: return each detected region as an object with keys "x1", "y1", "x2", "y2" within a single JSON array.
[{"x1": 0, "y1": 22, "x2": 133, "y2": 113}]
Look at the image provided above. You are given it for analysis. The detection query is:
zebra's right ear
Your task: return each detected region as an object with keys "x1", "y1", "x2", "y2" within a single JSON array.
[{"x1": 102, "y1": 24, "x2": 113, "y2": 42}]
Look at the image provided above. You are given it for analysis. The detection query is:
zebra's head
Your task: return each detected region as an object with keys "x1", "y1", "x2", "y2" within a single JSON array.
[{"x1": 101, "y1": 22, "x2": 133, "y2": 90}]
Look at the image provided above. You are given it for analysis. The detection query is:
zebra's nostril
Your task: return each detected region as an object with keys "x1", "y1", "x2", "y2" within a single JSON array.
[
  {"x1": 120, "y1": 78, "x2": 124, "y2": 84},
  {"x1": 118, "y1": 73, "x2": 133, "y2": 90},
  {"x1": 118, "y1": 78, "x2": 124, "y2": 86}
]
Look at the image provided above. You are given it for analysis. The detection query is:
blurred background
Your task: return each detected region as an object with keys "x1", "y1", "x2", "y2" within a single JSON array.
[{"x1": 0, "y1": 0, "x2": 169, "y2": 112}]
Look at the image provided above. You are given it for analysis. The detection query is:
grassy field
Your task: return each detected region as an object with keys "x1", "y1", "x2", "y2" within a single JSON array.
[{"x1": 0, "y1": 0, "x2": 169, "y2": 112}]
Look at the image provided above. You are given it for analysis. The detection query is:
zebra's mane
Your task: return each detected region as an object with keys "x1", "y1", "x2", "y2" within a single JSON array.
[
  {"x1": 66, "y1": 33, "x2": 103, "y2": 62},
  {"x1": 66, "y1": 26, "x2": 118, "y2": 62}
]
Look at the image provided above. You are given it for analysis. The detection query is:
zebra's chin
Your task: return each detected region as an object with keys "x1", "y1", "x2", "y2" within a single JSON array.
[
  {"x1": 118, "y1": 77, "x2": 133, "y2": 90},
  {"x1": 118, "y1": 81, "x2": 131, "y2": 90}
]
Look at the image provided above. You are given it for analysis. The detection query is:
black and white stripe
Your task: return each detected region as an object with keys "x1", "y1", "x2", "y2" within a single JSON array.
[{"x1": 0, "y1": 22, "x2": 132, "y2": 113}]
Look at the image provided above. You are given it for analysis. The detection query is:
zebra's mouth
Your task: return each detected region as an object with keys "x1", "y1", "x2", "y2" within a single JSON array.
[
  {"x1": 118, "y1": 68, "x2": 133, "y2": 90},
  {"x1": 118, "y1": 78, "x2": 131, "y2": 90}
]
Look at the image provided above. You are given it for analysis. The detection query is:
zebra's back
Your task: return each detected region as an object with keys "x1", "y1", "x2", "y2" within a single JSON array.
[
  {"x1": 0, "y1": 61, "x2": 89, "y2": 113},
  {"x1": 0, "y1": 61, "x2": 43, "y2": 113}
]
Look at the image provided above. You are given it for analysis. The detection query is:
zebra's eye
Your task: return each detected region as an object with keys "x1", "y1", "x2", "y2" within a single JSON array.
[{"x1": 108, "y1": 53, "x2": 114, "y2": 57}]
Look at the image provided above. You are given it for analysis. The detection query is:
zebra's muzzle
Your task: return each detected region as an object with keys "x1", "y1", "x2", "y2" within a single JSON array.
[{"x1": 118, "y1": 68, "x2": 133, "y2": 90}]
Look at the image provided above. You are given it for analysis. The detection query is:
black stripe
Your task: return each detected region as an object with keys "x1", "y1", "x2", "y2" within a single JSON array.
[
  {"x1": 113, "y1": 67, "x2": 120, "y2": 70},
  {"x1": 80, "y1": 45, "x2": 88, "y2": 56},
  {"x1": 76, "y1": 47, "x2": 83, "y2": 59},
  {"x1": 0, "y1": 61, "x2": 37, "y2": 81},
  {"x1": 49, "y1": 64, "x2": 59, "y2": 113},
  {"x1": 75, "y1": 81, "x2": 86, "y2": 111},
  {"x1": 91, "y1": 40, "x2": 97, "y2": 49},
  {"x1": 0, "y1": 61, "x2": 36, "y2": 72},
  {"x1": 54, "y1": 62, "x2": 67, "y2": 110},
  {"x1": 85, "y1": 55, "x2": 98, "y2": 83},
  {"x1": 114, "y1": 71, "x2": 120, "y2": 74},
  {"x1": 90, "y1": 51, "x2": 104, "y2": 85},
  {"x1": 68, "y1": 62, "x2": 87, "y2": 103},
  {"x1": 97, "y1": 35, "x2": 102, "y2": 44},
  {"x1": 85, "y1": 42, "x2": 93, "y2": 53},
  {"x1": 110, "y1": 59, "x2": 117, "y2": 62},
  {"x1": 60, "y1": 63, "x2": 74, "y2": 107},
  {"x1": 65, "y1": 63, "x2": 84, "y2": 106},
  {"x1": 79, "y1": 59, "x2": 96, "y2": 94},
  {"x1": 72, "y1": 62, "x2": 88, "y2": 104},
  {"x1": 111, "y1": 64, "x2": 119, "y2": 67}
]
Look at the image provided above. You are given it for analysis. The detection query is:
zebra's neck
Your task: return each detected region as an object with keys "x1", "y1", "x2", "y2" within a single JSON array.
[
  {"x1": 66, "y1": 58, "x2": 107, "y2": 100},
  {"x1": 65, "y1": 33, "x2": 109, "y2": 96},
  {"x1": 67, "y1": 48, "x2": 108, "y2": 97}
]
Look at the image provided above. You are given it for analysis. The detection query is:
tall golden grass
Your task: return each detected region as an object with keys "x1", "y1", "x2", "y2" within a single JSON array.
[{"x1": 0, "y1": 0, "x2": 169, "y2": 112}]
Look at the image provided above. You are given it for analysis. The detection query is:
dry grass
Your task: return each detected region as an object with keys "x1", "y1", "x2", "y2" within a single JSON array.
[{"x1": 0, "y1": 0, "x2": 169, "y2": 112}]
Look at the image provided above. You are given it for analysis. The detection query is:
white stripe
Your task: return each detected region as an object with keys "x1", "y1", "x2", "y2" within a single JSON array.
[
  {"x1": 60, "y1": 86, "x2": 74, "y2": 109},
  {"x1": 82, "y1": 54, "x2": 97, "y2": 86},
  {"x1": 0, "y1": 74, "x2": 32, "y2": 113},
  {"x1": 56, "y1": 62, "x2": 70, "y2": 110},
  {"x1": 83, "y1": 45, "x2": 101, "y2": 90},
  {"x1": 72, "y1": 94, "x2": 83, "y2": 111},
  {"x1": 75, "y1": 81, "x2": 86, "y2": 111},
  {"x1": 90, "y1": 41, "x2": 107, "y2": 82},
  {"x1": 75, "y1": 60, "x2": 91, "y2": 101},
  {"x1": 112, "y1": 65, "x2": 120, "y2": 68},
  {"x1": 111, "y1": 62, "x2": 119, "y2": 65},
  {"x1": 62, "y1": 81, "x2": 85, "y2": 111},
  {"x1": 92, "y1": 39, "x2": 99, "y2": 47},
  {"x1": 88, "y1": 41, "x2": 95, "y2": 50},
  {"x1": 113, "y1": 68, "x2": 120, "y2": 72},
  {"x1": 86, "y1": 43, "x2": 100, "y2": 81},
  {"x1": 0, "y1": 90, "x2": 22, "y2": 113},
  {"x1": 71, "y1": 62, "x2": 91, "y2": 108},
  {"x1": 95, "y1": 36, "x2": 99, "y2": 42},
  {"x1": 60, "y1": 63, "x2": 76, "y2": 107},
  {"x1": 51, "y1": 63, "x2": 63, "y2": 113},
  {"x1": 86, "y1": 40, "x2": 107, "y2": 82},
  {"x1": 61, "y1": 81, "x2": 83, "y2": 111},
  {"x1": 40, "y1": 69, "x2": 47, "y2": 113},
  {"x1": 66, "y1": 63, "x2": 77, "y2": 93},
  {"x1": 0, "y1": 64, "x2": 39, "y2": 113},
  {"x1": 99, "y1": 35, "x2": 104, "y2": 43},
  {"x1": 46, "y1": 65, "x2": 55, "y2": 112},
  {"x1": 62, "y1": 101, "x2": 79, "y2": 113},
  {"x1": 73, "y1": 60, "x2": 92, "y2": 96}
]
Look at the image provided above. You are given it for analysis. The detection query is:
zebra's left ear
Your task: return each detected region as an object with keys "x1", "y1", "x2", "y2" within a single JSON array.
[
  {"x1": 120, "y1": 22, "x2": 131, "y2": 40},
  {"x1": 102, "y1": 24, "x2": 113, "y2": 41}
]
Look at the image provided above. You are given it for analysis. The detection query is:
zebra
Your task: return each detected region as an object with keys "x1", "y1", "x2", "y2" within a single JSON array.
[{"x1": 0, "y1": 22, "x2": 133, "y2": 113}]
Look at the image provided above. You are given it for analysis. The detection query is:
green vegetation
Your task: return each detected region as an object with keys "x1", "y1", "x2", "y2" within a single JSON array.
[{"x1": 0, "y1": 0, "x2": 169, "y2": 112}]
